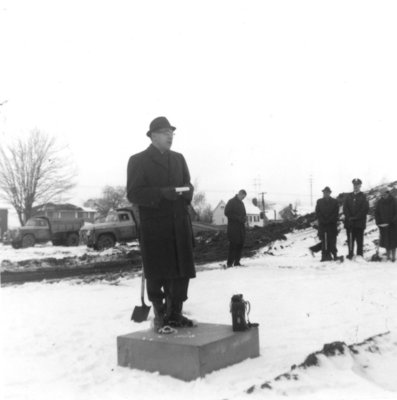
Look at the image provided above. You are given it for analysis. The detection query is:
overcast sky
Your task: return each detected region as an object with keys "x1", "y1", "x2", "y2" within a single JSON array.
[{"x1": 1, "y1": 0, "x2": 396, "y2": 216}]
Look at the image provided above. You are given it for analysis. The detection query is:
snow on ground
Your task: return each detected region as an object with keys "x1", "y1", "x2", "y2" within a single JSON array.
[
  {"x1": 0, "y1": 242, "x2": 139, "y2": 264},
  {"x1": 1, "y1": 223, "x2": 397, "y2": 400}
]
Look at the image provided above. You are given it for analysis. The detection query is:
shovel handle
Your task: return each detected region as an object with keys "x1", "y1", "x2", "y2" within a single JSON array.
[{"x1": 140, "y1": 270, "x2": 145, "y2": 301}]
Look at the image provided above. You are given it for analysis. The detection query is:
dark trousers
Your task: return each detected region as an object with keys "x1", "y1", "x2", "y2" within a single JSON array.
[
  {"x1": 346, "y1": 227, "x2": 364, "y2": 256},
  {"x1": 227, "y1": 242, "x2": 243, "y2": 266},
  {"x1": 146, "y1": 277, "x2": 190, "y2": 303},
  {"x1": 320, "y1": 229, "x2": 338, "y2": 260},
  {"x1": 310, "y1": 225, "x2": 338, "y2": 261}
]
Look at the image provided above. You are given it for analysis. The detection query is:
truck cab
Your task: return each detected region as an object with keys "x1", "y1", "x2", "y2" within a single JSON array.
[{"x1": 80, "y1": 208, "x2": 138, "y2": 250}]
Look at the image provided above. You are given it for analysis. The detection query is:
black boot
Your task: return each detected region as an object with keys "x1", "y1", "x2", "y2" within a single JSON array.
[
  {"x1": 152, "y1": 300, "x2": 166, "y2": 332},
  {"x1": 164, "y1": 300, "x2": 195, "y2": 328}
]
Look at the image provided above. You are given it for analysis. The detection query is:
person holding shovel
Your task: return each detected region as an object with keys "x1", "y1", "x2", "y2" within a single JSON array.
[
  {"x1": 375, "y1": 187, "x2": 397, "y2": 262},
  {"x1": 310, "y1": 186, "x2": 340, "y2": 262},
  {"x1": 127, "y1": 116, "x2": 196, "y2": 332},
  {"x1": 343, "y1": 178, "x2": 369, "y2": 260}
]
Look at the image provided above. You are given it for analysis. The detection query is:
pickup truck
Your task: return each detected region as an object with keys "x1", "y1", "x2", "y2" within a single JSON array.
[
  {"x1": 3, "y1": 216, "x2": 83, "y2": 248},
  {"x1": 79, "y1": 208, "x2": 138, "y2": 250}
]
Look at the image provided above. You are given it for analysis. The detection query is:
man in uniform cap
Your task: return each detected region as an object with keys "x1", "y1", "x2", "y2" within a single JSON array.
[
  {"x1": 127, "y1": 116, "x2": 196, "y2": 332},
  {"x1": 343, "y1": 178, "x2": 369, "y2": 259},
  {"x1": 309, "y1": 186, "x2": 340, "y2": 261}
]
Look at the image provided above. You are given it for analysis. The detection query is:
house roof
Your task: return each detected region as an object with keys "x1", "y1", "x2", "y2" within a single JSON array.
[
  {"x1": 244, "y1": 200, "x2": 261, "y2": 215},
  {"x1": 213, "y1": 200, "x2": 226, "y2": 212},
  {"x1": 213, "y1": 199, "x2": 261, "y2": 215}
]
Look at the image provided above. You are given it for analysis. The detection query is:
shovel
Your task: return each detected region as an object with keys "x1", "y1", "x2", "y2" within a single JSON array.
[
  {"x1": 371, "y1": 227, "x2": 383, "y2": 262},
  {"x1": 347, "y1": 230, "x2": 353, "y2": 259},
  {"x1": 131, "y1": 271, "x2": 151, "y2": 322}
]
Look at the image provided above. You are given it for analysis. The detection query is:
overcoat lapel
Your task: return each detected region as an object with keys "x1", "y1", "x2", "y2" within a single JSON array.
[{"x1": 147, "y1": 144, "x2": 169, "y2": 171}]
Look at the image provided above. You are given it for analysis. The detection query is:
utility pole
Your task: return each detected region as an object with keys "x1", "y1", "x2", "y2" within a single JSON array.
[
  {"x1": 259, "y1": 191, "x2": 266, "y2": 226},
  {"x1": 253, "y1": 177, "x2": 261, "y2": 195},
  {"x1": 259, "y1": 192, "x2": 266, "y2": 211},
  {"x1": 309, "y1": 175, "x2": 313, "y2": 207}
]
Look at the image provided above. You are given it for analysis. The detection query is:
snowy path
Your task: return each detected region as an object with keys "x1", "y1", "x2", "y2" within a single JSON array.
[{"x1": 1, "y1": 227, "x2": 397, "y2": 400}]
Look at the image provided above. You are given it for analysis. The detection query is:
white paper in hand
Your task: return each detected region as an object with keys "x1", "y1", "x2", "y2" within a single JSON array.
[{"x1": 175, "y1": 186, "x2": 190, "y2": 193}]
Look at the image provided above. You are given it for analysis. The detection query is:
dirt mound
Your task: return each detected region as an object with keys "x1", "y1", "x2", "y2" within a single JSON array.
[
  {"x1": 245, "y1": 331, "x2": 394, "y2": 395},
  {"x1": 194, "y1": 214, "x2": 316, "y2": 265}
]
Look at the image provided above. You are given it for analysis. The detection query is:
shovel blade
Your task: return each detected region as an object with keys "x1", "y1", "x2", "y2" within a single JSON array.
[
  {"x1": 131, "y1": 304, "x2": 151, "y2": 322},
  {"x1": 371, "y1": 253, "x2": 382, "y2": 262}
]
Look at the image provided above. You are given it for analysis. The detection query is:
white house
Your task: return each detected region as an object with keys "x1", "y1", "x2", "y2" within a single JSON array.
[
  {"x1": 212, "y1": 200, "x2": 227, "y2": 225},
  {"x1": 244, "y1": 200, "x2": 262, "y2": 227},
  {"x1": 212, "y1": 199, "x2": 262, "y2": 227}
]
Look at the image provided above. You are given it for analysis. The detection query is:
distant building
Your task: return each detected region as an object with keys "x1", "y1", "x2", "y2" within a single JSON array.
[
  {"x1": 279, "y1": 204, "x2": 298, "y2": 221},
  {"x1": 212, "y1": 200, "x2": 227, "y2": 225},
  {"x1": 244, "y1": 201, "x2": 262, "y2": 227}
]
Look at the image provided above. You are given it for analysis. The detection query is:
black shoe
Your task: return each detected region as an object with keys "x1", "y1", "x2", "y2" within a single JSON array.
[
  {"x1": 163, "y1": 300, "x2": 196, "y2": 328},
  {"x1": 166, "y1": 314, "x2": 195, "y2": 328}
]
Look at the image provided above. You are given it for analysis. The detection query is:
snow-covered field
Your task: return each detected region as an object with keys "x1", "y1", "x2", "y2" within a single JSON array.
[
  {"x1": 0, "y1": 242, "x2": 139, "y2": 264},
  {"x1": 1, "y1": 223, "x2": 397, "y2": 400}
]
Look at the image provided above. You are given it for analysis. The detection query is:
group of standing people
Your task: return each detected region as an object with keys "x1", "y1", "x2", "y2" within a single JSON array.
[
  {"x1": 126, "y1": 116, "x2": 396, "y2": 334},
  {"x1": 310, "y1": 179, "x2": 397, "y2": 262}
]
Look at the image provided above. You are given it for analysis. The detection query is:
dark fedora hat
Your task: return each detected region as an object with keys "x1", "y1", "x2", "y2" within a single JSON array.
[
  {"x1": 352, "y1": 178, "x2": 362, "y2": 185},
  {"x1": 146, "y1": 116, "x2": 176, "y2": 137},
  {"x1": 322, "y1": 186, "x2": 332, "y2": 193}
]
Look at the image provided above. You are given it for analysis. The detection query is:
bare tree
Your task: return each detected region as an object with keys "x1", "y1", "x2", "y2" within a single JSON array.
[
  {"x1": 84, "y1": 185, "x2": 128, "y2": 218},
  {"x1": 0, "y1": 130, "x2": 77, "y2": 225},
  {"x1": 192, "y1": 181, "x2": 213, "y2": 223}
]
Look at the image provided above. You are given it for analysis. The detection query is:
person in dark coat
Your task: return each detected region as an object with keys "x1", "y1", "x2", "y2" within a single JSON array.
[
  {"x1": 343, "y1": 178, "x2": 369, "y2": 259},
  {"x1": 126, "y1": 116, "x2": 196, "y2": 331},
  {"x1": 375, "y1": 188, "x2": 397, "y2": 261},
  {"x1": 224, "y1": 190, "x2": 247, "y2": 267},
  {"x1": 309, "y1": 186, "x2": 340, "y2": 261}
]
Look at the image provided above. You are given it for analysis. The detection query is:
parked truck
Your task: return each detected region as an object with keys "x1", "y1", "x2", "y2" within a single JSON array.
[
  {"x1": 3, "y1": 216, "x2": 83, "y2": 248},
  {"x1": 79, "y1": 208, "x2": 138, "y2": 250}
]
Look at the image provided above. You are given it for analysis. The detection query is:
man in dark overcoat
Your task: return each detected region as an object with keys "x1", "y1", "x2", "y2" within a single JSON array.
[
  {"x1": 343, "y1": 178, "x2": 369, "y2": 259},
  {"x1": 127, "y1": 116, "x2": 196, "y2": 330},
  {"x1": 375, "y1": 187, "x2": 397, "y2": 261},
  {"x1": 224, "y1": 190, "x2": 247, "y2": 267},
  {"x1": 312, "y1": 186, "x2": 340, "y2": 261}
]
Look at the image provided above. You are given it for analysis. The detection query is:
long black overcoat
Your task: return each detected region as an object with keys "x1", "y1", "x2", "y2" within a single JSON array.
[
  {"x1": 126, "y1": 145, "x2": 196, "y2": 280},
  {"x1": 343, "y1": 192, "x2": 369, "y2": 229},
  {"x1": 375, "y1": 195, "x2": 397, "y2": 249},
  {"x1": 224, "y1": 196, "x2": 246, "y2": 244},
  {"x1": 315, "y1": 197, "x2": 339, "y2": 235}
]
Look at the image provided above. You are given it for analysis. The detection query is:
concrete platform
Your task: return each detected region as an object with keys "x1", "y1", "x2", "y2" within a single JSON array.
[{"x1": 117, "y1": 323, "x2": 260, "y2": 381}]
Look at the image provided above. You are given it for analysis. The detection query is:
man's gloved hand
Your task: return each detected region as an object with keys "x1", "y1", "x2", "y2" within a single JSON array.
[
  {"x1": 161, "y1": 187, "x2": 178, "y2": 201},
  {"x1": 181, "y1": 185, "x2": 193, "y2": 202}
]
